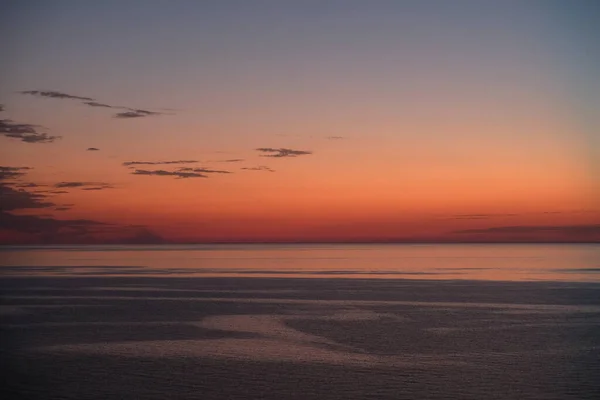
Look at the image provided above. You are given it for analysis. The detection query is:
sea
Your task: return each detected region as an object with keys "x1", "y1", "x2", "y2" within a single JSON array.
[{"x1": 1, "y1": 244, "x2": 599, "y2": 399}]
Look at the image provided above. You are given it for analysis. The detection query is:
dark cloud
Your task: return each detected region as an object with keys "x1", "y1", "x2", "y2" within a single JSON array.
[
  {"x1": 449, "y1": 213, "x2": 518, "y2": 220},
  {"x1": 131, "y1": 169, "x2": 207, "y2": 179},
  {"x1": 183, "y1": 167, "x2": 231, "y2": 174},
  {"x1": 54, "y1": 182, "x2": 113, "y2": 189},
  {"x1": 20, "y1": 90, "x2": 170, "y2": 120},
  {"x1": 86, "y1": 147, "x2": 100, "y2": 151},
  {"x1": 0, "y1": 166, "x2": 161, "y2": 244},
  {"x1": 0, "y1": 184, "x2": 55, "y2": 211},
  {"x1": 86, "y1": 103, "x2": 168, "y2": 119},
  {"x1": 219, "y1": 159, "x2": 245, "y2": 163},
  {"x1": 0, "y1": 166, "x2": 31, "y2": 180},
  {"x1": 20, "y1": 90, "x2": 94, "y2": 101},
  {"x1": 0, "y1": 212, "x2": 165, "y2": 244},
  {"x1": 256, "y1": 147, "x2": 312, "y2": 157},
  {"x1": 241, "y1": 166, "x2": 275, "y2": 172},
  {"x1": 0, "y1": 211, "x2": 103, "y2": 234},
  {"x1": 114, "y1": 109, "x2": 162, "y2": 119},
  {"x1": 83, "y1": 101, "x2": 118, "y2": 109},
  {"x1": 0, "y1": 104, "x2": 4, "y2": 112},
  {"x1": 454, "y1": 224, "x2": 600, "y2": 236},
  {"x1": 0, "y1": 119, "x2": 60, "y2": 143},
  {"x1": 49, "y1": 190, "x2": 69, "y2": 194},
  {"x1": 16, "y1": 182, "x2": 43, "y2": 188},
  {"x1": 122, "y1": 160, "x2": 198, "y2": 167},
  {"x1": 81, "y1": 187, "x2": 110, "y2": 191}
]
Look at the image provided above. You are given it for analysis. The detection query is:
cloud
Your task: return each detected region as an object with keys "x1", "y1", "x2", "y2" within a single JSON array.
[
  {"x1": 454, "y1": 224, "x2": 600, "y2": 236},
  {"x1": 114, "y1": 109, "x2": 162, "y2": 119},
  {"x1": 0, "y1": 184, "x2": 56, "y2": 211},
  {"x1": 0, "y1": 104, "x2": 4, "y2": 112},
  {"x1": 83, "y1": 101, "x2": 118, "y2": 109},
  {"x1": 0, "y1": 166, "x2": 31, "y2": 180},
  {"x1": 49, "y1": 190, "x2": 69, "y2": 194},
  {"x1": 122, "y1": 160, "x2": 199, "y2": 167},
  {"x1": 0, "y1": 211, "x2": 104, "y2": 235},
  {"x1": 0, "y1": 166, "x2": 163, "y2": 244},
  {"x1": 327, "y1": 136, "x2": 345, "y2": 140},
  {"x1": 0, "y1": 211, "x2": 165, "y2": 244},
  {"x1": 0, "y1": 119, "x2": 60, "y2": 143},
  {"x1": 241, "y1": 166, "x2": 275, "y2": 172},
  {"x1": 20, "y1": 90, "x2": 170, "y2": 120},
  {"x1": 219, "y1": 159, "x2": 245, "y2": 163},
  {"x1": 181, "y1": 167, "x2": 231, "y2": 174},
  {"x1": 256, "y1": 147, "x2": 312, "y2": 157},
  {"x1": 16, "y1": 182, "x2": 43, "y2": 188},
  {"x1": 54, "y1": 182, "x2": 113, "y2": 189},
  {"x1": 86, "y1": 147, "x2": 100, "y2": 151},
  {"x1": 131, "y1": 169, "x2": 207, "y2": 179},
  {"x1": 20, "y1": 90, "x2": 94, "y2": 101},
  {"x1": 449, "y1": 213, "x2": 519, "y2": 220}
]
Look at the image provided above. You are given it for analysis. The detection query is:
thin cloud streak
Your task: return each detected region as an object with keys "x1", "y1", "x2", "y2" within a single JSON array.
[
  {"x1": 0, "y1": 119, "x2": 60, "y2": 143},
  {"x1": 20, "y1": 89, "x2": 169, "y2": 119},
  {"x1": 20, "y1": 90, "x2": 94, "y2": 101},
  {"x1": 256, "y1": 148, "x2": 312, "y2": 158},
  {"x1": 241, "y1": 166, "x2": 275, "y2": 172},
  {"x1": 123, "y1": 160, "x2": 199, "y2": 167},
  {"x1": 454, "y1": 224, "x2": 600, "y2": 236},
  {"x1": 449, "y1": 213, "x2": 519, "y2": 220},
  {"x1": 54, "y1": 182, "x2": 113, "y2": 189},
  {"x1": 131, "y1": 169, "x2": 207, "y2": 179}
]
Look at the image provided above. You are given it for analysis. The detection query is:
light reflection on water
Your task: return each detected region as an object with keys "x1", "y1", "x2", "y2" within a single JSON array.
[{"x1": 1, "y1": 243, "x2": 599, "y2": 282}]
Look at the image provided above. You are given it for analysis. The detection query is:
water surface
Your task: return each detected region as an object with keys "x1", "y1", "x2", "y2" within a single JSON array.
[{"x1": 1, "y1": 243, "x2": 599, "y2": 281}]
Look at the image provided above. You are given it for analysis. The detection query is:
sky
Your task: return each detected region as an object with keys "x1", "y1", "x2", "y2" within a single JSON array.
[{"x1": 1, "y1": 0, "x2": 599, "y2": 244}]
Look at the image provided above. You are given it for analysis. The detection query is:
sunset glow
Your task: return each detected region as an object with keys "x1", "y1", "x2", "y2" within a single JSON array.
[{"x1": 1, "y1": 1, "x2": 598, "y2": 243}]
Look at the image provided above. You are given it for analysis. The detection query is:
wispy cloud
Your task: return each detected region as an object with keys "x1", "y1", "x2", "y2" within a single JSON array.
[
  {"x1": 20, "y1": 90, "x2": 95, "y2": 101},
  {"x1": 449, "y1": 213, "x2": 519, "y2": 220},
  {"x1": 180, "y1": 167, "x2": 231, "y2": 174},
  {"x1": 20, "y1": 90, "x2": 169, "y2": 119},
  {"x1": 217, "y1": 159, "x2": 245, "y2": 163},
  {"x1": 86, "y1": 147, "x2": 100, "y2": 151},
  {"x1": 327, "y1": 136, "x2": 345, "y2": 140},
  {"x1": 114, "y1": 110, "x2": 162, "y2": 119},
  {"x1": 0, "y1": 119, "x2": 60, "y2": 143},
  {"x1": 131, "y1": 169, "x2": 207, "y2": 179},
  {"x1": 83, "y1": 101, "x2": 118, "y2": 109},
  {"x1": 54, "y1": 182, "x2": 113, "y2": 189},
  {"x1": 122, "y1": 160, "x2": 198, "y2": 167},
  {"x1": 454, "y1": 224, "x2": 600, "y2": 236},
  {"x1": 16, "y1": 182, "x2": 44, "y2": 188},
  {"x1": 0, "y1": 184, "x2": 56, "y2": 211},
  {"x1": 0, "y1": 166, "x2": 32, "y2": 180},
  {"x1": 0, "y1": 211, "x2": 102, "y2": 234},
  {"x1": 241, "y1": 166, "x2": 275, "y2": 172},
  {"x1": 256, "y1": 148, "x2": 312, "y2": 158},
  {"x1": 54, "y1": 206, "x2": 71, "y2": 211}
]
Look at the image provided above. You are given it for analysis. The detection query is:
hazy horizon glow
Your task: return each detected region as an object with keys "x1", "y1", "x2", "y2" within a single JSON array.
[{"x1": 1, "y1": 1, "x2": 598, "y2": 244}]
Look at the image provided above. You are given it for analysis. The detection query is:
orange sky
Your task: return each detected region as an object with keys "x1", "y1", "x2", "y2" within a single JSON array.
[{"x1": 1, "y1": 1, "x2": 598, "y2": 243}]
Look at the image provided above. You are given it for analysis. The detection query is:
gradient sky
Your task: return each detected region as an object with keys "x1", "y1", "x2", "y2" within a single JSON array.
[{"x1": 1, "y1": 0, "x2": 599, "y2": 243}]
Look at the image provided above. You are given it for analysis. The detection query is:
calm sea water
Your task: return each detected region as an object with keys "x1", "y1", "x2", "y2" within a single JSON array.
[
  {"x1": 1, "y1": 243, "x2": 599, "y2": 281},
  {"x1": 2, "y1": 244, "x2": 600, "y2": 399}
]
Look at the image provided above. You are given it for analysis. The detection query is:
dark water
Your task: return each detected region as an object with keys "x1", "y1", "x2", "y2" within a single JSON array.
[{"x1": 1, "y1": 244, "x2": 599, "y2": 399}]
